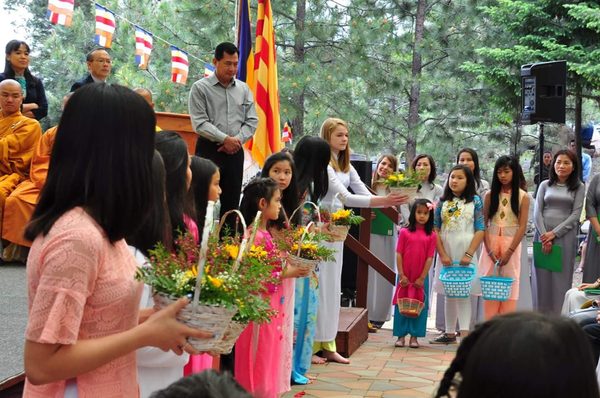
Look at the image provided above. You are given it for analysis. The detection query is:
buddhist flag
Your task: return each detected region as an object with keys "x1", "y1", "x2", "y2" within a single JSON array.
[
  {"x1": 236, "y1": 0, "x2": 254, "y2": 90},
  {"x1": 247, "y1": 0, "x2": 281, "y2": 167},
  {"x1": 204, "y1": 63, "x2": 215, "y2": 77},
  {"x1": 134, "y1": 26, "x2": 153, "y2": 69},
  {"x1": 171, "y1": 46, "x2": 189, "y2": 84},
  {"x1": 94, "y1": 4, "x2": 116, "y2": 48},
  {"x1": 47, "y1": 0, "x2": 74, "y2": 27},
  {"x1": 282, "y1": 121, "x2": 292, "y2": 143}
]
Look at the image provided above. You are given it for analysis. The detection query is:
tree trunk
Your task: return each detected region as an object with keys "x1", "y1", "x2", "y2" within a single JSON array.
[
  {"x1": 406, "y1": 0, "x2": 427, "y2": 167},
  {"x1": 290, "y1": 0, "x2": 306, "y2": 138}
]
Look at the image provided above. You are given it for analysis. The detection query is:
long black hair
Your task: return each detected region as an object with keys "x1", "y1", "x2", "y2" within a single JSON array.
[
  {"x1": 189, "y1": 156, "x2": 219, "y2": 240},
  {"x1": 26, "y1": 83, "x2": 155, "y2": 242},
  {"x1": 261, "y1": 151, "x2": 299, "y2": 228},
  {"x1": 440, "y1": 165, "x2": 477, "y2": 203},
  {"x1": 435, "y1": 312, "x2": 600, "y2": 398},
  {"x1": 548, "y1": 149, "x2": 582, "y2": 192},
  {"x1": 407, "y1": 198, "x2": 434, "y2": 235},
  {"x1": 126, "y1": 151, "x2": 171, "y2": 256},
  {"x1": 457, "y1": 148, "x2": 483, "y2": 189},
  {"x1": 239, "y1": 177, "x2": 279, "y2": 228},
  {"x1": 155, "y1": 131, "x2": 191, "y2": 244},
  {"x1": 489, "y1": 155, "x2": 524, "y2": 219},
  {"x1": 293, "y1": 136, "x2": 330, "y2": 203}
]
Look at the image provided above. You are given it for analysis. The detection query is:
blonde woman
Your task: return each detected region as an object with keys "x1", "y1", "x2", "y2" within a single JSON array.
[{"x1": 313, "y1": 118, "x2": 407, "y2": 364}]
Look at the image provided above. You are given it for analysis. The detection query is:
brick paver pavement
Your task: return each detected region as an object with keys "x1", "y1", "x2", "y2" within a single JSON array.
[{"x1": 284, "y1": 328, "x2": 457, "y2": 398}]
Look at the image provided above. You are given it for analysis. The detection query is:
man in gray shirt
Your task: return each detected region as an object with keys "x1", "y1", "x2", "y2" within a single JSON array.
[{"x1": 188, "y1": 42, "x2": 258, "y2": 219}]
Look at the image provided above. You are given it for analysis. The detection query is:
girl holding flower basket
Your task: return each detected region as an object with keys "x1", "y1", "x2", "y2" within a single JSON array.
[
  {"x1": 290, "y1": 137, "x2": 331, "y2": 383},
  {"x1": 236, "y1": 177, "x2": 306, "y2": 398},
  {"x1": 392, "y1": 199, "x2": 437, "y2": 348},
  {"x1": 315, "y1": 118, "x2": 407, "y2": 364},
  {"x1": 261, "y1": 153, "x2": 308, "y2": 394}
]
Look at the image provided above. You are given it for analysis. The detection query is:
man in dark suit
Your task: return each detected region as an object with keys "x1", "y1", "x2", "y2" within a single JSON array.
[{"x1": 70, "y1": 48, "x2": 112, "y2": 92}]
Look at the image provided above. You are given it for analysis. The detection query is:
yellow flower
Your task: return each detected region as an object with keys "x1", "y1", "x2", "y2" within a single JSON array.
[
  {"x1": 331, "y1": 209, "x2": 351, "y2": 222},
  {"x1": 302, "y1": 243, "x2": 318, "y2": 252},
  {"x1": 207, "y1": 275, "x2": 223, "y2": 288},
  {"x1": 224, "y1": 244, "x2": 239, "y2": 259},
  {"x1": 248, "y1": 245, "x2": 268, "y2": 259},
  {"x1": 184, "y1": 266, "x2": 198, "y2": 279}
]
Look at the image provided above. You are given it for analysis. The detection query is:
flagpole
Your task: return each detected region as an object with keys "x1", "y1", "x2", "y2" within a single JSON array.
[{"x1": 234, "y1": 0, "x2": 240, "y2": 45}]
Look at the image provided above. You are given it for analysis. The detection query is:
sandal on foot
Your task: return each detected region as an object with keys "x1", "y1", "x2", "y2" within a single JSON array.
[
  {"x1": 394, "y1": 337, "x2": 406, "y2": 347},
  {"x1": 409, "y1": 337, "x2": 420, "y2": 348}
]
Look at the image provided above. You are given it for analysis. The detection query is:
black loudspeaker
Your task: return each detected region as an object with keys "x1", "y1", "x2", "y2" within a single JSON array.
[
  {"x1": 341, "y1": 159, "x2": 373, "y2": 303},
  {"x1": 521, "y1": 60, "x2": 567, "y2": 124}
]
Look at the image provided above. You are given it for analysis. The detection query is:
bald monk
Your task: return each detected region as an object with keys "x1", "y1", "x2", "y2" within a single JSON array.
[
  {"x1": 134, "y1": 87, "x2": 162, "y2": 131},
  {"x1": 2, "y1": 94, "x2": 70, "y2": 260},
  {"x1": 134, "y1": 87, "x2": 154, "y2": 108},
  {"x1": 0, "y1": 80, "x2": 41, "y2": 250}
]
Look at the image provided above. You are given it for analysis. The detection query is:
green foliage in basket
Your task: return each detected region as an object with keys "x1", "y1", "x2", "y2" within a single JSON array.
[
  {"x1": 320, "y1": 208, "x2": 365, "y2": 226},
  {"x1": 275, "y1": 226, "x2": 336, "y2": 262},
  {"x1": 135, "y1": 231, "x2": 278, "y2": 324},
  {"x1": 380, "y1": 169, "x2": 423, "y2": 188}
]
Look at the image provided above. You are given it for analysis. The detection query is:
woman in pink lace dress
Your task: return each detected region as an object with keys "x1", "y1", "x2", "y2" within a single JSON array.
[{"x1": 22, "y1": 84, "x2": 210, "y2": 398}]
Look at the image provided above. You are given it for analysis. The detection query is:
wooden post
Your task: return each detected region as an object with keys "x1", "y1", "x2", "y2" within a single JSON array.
[{"x1": 354, "y1": 207, "x2": 372, "y2": 308}]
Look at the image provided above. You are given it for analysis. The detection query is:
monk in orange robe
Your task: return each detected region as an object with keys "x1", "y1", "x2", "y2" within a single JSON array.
[
  {"x1": 0, "y1": 80, "x2": 41, "y2": 252},
  {"x1": 2, "y1": 126, "x2": 56, "y2": 250},
  {"x1": 2, "y1": 93, "x2": 70, "y2": 259}
]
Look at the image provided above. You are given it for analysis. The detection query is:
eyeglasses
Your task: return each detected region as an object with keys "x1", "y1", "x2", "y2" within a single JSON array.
[{"x1": 94, "y1": 59, "x2": 112, "y2": 64}]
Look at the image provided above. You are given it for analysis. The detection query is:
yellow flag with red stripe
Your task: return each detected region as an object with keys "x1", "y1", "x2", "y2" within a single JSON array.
[{"x1": 246, "y1": 0, "x2": 281, "y2": 167}]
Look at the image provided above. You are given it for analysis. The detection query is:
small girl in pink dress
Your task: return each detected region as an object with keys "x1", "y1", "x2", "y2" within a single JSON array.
[
  {"x1": 393, "y1": 199, "x2": 437, "y2": 348},
  {"x1": 235, "y1": 177, "x2": 286, "y2": 398}
]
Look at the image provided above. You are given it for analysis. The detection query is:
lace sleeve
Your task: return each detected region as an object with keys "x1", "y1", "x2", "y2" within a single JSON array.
[{"x1": 26, "y1": 232, "x2": 102, "y2": 345}]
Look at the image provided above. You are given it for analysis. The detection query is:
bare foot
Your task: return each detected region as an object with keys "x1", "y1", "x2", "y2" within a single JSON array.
[
  {"x1": 306, "y1": 374, "x2": 317, "y2": 380},
  {"x1": 311, "y1": 354, "x2": 326, "y2": 364},
  {"x1": 322, "y1": 350, "x2": 350, "y2": 364}
]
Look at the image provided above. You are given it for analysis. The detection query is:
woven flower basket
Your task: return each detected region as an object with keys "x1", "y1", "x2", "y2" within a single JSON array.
[
  {"x1": 397, "y1": 297, "x2": 425, "y2": 318},
  {"x1": 389, "y1": 186, "x2": 419, "y2": 201},
  {"x1": 153, "y1": 292, "x2": 237, "y2": 352},
  {"x1": 211, "y1": 321, "x2": 248, "y2": 355},
  {"x1": 327, "y1": 224, "x2": 350, "y2": 242},
  {"x1": 288, "y1": 254, "x2": 318, "y2": 272}
]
